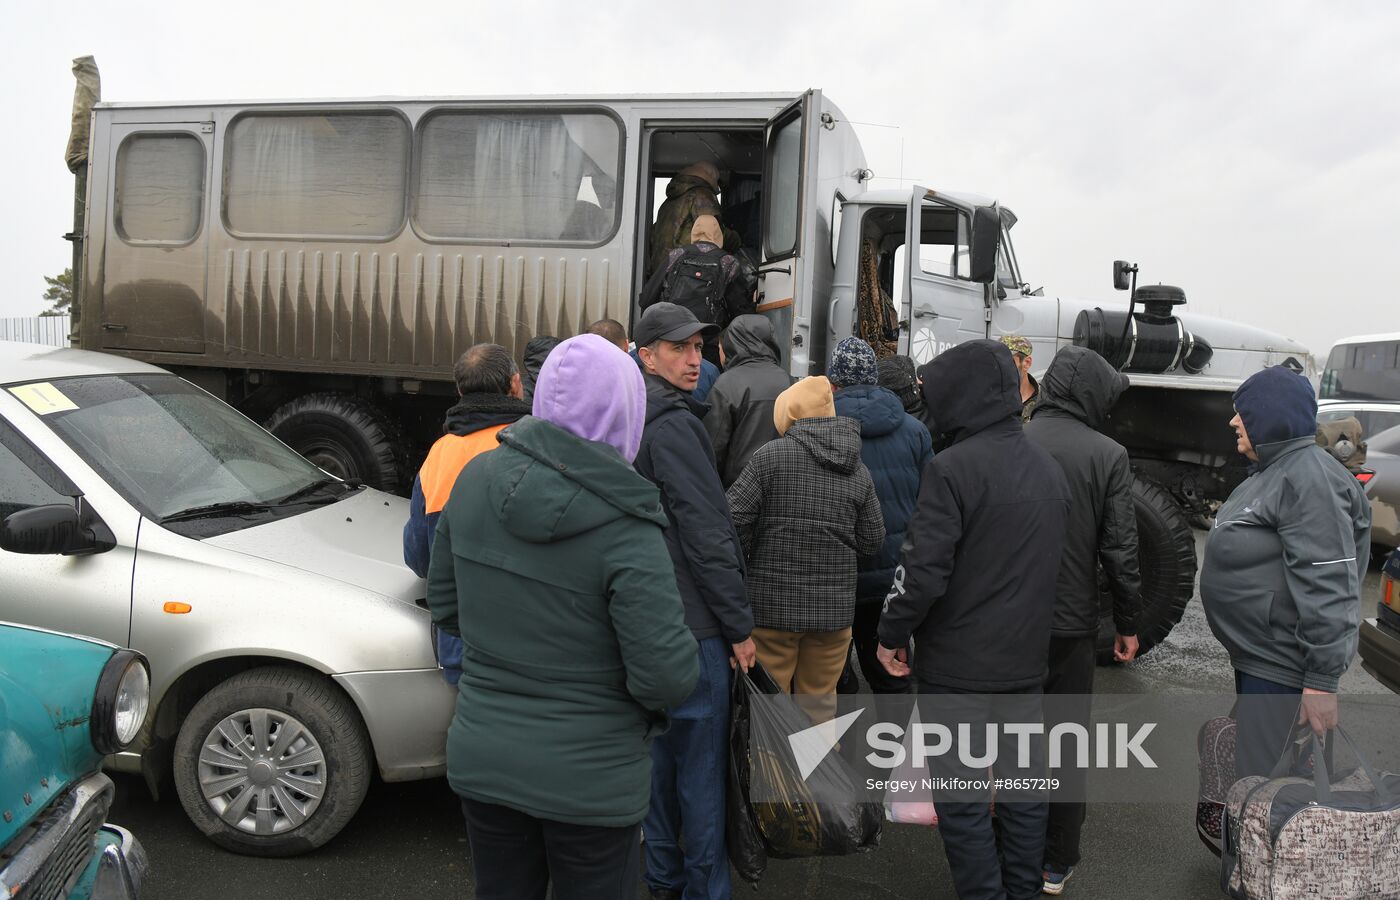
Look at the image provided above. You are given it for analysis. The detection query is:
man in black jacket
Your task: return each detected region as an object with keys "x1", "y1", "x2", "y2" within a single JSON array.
[
  {"x1": 1023, "y1": 345, "x2": 1143, "y2": 894},
  {"x1": 878, "y1": 339, "x2": 1070, "y2": 900},
  {"x1": 703, "y1": 315, "x2": 792, "y2": 487},
  {"x1": 633, "y1": 302, "x2": 755, "y2": 900}
]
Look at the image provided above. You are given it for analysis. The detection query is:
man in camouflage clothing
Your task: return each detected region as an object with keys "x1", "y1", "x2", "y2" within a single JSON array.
[
  {"x1": 647, "y1": 161, "x2": 736, "y2": 278},
  {"x1": 1002, "y1": 334, "x2": 1041, "y2": 422}
]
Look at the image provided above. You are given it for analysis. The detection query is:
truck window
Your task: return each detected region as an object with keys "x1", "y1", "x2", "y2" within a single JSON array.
[
  {"x1": 765, "y1": 111, "x2": 801, "y2": 257},
  {"x1": 415, "y1": 111, "x2": 621, "y2": 244},
  {"x1": 917, "y1": 207, "x2": 970, "y2": 279},
  {"x1": 225, "y1": 112, "x2": 409, "y2": 239},
  {"x1": 889, "y1": 205, "x2": 973, "y2": 301},
  {"x1": 115, "y1": 133, "x2": 204, "y2": 244}
]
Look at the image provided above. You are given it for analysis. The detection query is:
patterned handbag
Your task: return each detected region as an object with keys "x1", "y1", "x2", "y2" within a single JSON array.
[
  {"x1": 1222, "y1": 727, "x2": 1400, "y2": 899},
  {"x1": 1197, "y1": 715, "x2": 1238, "y2": 854}
]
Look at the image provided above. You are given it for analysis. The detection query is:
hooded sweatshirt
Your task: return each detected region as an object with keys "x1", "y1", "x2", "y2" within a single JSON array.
[
  {"x1": 520, "y1": 336, "x2": 561, "y2": 406},
  {"x1": 878, "y1": 339, "x2": 1070, "y2": 691},
  {"x1": 1024, "y1": 345, "x2": 1143, "y2": 638},
  {"x1": 1201, "y1": 365, "x2": 1372, "y2": 692},
  {"x1": 727, "y1": 398, "x2": 885, "y2": 632},
  {"x1": 833, "y1": 383, "x2": 933, "y2": 602},
  {"x1": 704, "y1": 315, "x2": 793, "y2": 486},
  {"x1": 634, "y1": 373, "x2": 754, "y2": 644},
  {"x1": 425, "y1": 360, "x2": 698, "y2": 825}
]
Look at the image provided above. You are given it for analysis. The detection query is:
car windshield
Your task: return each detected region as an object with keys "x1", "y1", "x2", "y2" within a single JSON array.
[{"x1": 15, "y1": 374, "x2": 332, "y2": 522}]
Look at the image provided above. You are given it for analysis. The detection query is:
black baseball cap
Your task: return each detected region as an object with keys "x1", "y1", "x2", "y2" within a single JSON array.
[{"x1": 634, "y1": 302, "x2": 719, "y2": 348}]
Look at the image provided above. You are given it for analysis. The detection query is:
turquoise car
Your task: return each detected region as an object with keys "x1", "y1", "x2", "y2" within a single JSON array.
[{"x1": 0, "y1": 621, "x2": 150, "y2": 898}]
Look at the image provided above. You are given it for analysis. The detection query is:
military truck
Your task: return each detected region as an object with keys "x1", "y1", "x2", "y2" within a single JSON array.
[{"x1": 66, "y1": 83, "x2": 1315, "y2": 659}]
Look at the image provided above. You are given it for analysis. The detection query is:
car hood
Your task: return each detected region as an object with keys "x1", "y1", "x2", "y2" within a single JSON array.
[
  {"x1": 0, "y1": 622, "x2": 111, "y2": 847},
  {"x1": 202, "y1": 487, "x2": 424, "y2": 603}
]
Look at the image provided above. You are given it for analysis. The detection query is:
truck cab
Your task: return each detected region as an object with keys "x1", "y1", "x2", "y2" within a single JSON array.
[{"x1": 827, "y1": 185, "x2": 1316, "y2": 658}]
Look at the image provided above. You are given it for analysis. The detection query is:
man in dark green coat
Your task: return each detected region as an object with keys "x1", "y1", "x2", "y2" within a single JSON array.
[{"x1": 428, "y1": 333, "x2": 698, "y2": 900}]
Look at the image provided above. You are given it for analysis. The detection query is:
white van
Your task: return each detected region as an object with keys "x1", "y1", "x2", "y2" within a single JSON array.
[{"x1": 1320, "y1": 332, "x2": 1400, "y2": 401}]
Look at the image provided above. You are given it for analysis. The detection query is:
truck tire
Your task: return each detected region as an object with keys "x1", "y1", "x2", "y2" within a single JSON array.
[
  {"x1": 1096, "y1": 474, "x2": 1198, "y2": 664},
  {"x1": 265, "y1": 392, "x2": 405, "y2": 493},
  {"x1": 172, "y1": 666, "x2": 371, "y2": 857}
]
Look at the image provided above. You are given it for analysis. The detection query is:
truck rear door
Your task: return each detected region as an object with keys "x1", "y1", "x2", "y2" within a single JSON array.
[
  {"x1": 759, "y1": 91, "x2": 821, "y2": 376},
  {"x1": 99, "y1": 122, "x2": 213, "y2": 354}
]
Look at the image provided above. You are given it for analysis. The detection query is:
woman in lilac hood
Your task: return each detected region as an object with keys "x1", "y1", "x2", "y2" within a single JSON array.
[
  {"x1": 427, "y1": 333, "x2": 698, "y2": 900},
  {"x1": 533, "y1": 333, "x2": 647, "y2": 460}
]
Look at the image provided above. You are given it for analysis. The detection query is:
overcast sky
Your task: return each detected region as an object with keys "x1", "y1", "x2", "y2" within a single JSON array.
[{"x1": 2, "y1": 0, "x2": 1395, "y2": 361}]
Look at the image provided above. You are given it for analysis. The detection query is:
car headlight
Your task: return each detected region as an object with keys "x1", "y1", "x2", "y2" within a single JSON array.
[{"x1": 91, "y1": 650, "x2": 150, "y2": 754}]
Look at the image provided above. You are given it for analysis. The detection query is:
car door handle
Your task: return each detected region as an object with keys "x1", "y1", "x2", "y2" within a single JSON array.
[
  {"x1": 101, "y1": 323, "x2": 128, "y2": 331},
  {"x1": 914, "y1": 305, "x2": 938, "y2": 319}
]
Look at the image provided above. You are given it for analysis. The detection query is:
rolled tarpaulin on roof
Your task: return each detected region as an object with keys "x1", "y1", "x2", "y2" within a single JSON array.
[{"x1": 65, "y1": 56, "x2": 100, "y2": 173}]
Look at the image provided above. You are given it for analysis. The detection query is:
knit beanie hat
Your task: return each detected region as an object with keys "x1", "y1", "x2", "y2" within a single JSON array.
[
  {"x1": 878, "y1": 354, "x2": 922, "y2": 412},
  {"x1": 1232, "y1": 365, "x2": 1318, "y2": 449},
  {"x1": 773, "y1": 375, "x2": 835, "y2": 435},
  {"x1": 827, "y1": 336, "x2": 878, "y2": 387}
]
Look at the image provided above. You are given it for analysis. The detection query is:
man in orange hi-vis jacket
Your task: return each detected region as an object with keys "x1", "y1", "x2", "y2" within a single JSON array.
[{"x1": 403, "y1": 342, "x2": 533, "y2": 683}]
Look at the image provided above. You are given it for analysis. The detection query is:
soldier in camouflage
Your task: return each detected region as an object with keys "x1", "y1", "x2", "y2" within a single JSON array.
[
  {"x1": 647, "y1": 162, "x2": 737, "y2": 279},
  {"x1": 1002, "y1": 334, "x2": 1040, "y2": 422}
]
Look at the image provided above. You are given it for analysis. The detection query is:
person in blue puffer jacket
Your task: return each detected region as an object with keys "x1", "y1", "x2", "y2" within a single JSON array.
[{"x1": 829, "y1": 337, "x2": 932, "y2": 693}]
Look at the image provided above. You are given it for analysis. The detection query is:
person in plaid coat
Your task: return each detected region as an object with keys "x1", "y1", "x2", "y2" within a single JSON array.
[{"x1": 727, "y1": 375, "x2": 885, "y2": 698}]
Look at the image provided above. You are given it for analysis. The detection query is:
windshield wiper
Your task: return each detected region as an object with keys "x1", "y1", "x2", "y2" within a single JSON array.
[
  {"x1": 160, "y1": 500, "x2": 274, "y2": 523},
  {"x1": 274, "y1": 477, "x2": 353, "y2": 506}
]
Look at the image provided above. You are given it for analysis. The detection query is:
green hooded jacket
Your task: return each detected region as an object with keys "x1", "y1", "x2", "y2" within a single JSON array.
[{"x1": 426, "y1": 416, "x2": 699, "y2": 826}]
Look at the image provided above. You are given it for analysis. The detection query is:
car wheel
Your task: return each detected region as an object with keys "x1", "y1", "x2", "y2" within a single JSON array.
[
  {"x1": 1096, "y1": 474, "x2": 1199, "y2": 664},
  {"x1": 173, "y1": 666, "x2": 371, "y2": 857},
  {"x1": 265, "y1": 392, "x2": 405, "y2": 493}
]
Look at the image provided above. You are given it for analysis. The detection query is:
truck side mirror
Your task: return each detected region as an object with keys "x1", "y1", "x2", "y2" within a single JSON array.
[
  {"x1": 968, "y1": 206, "x2": 1001, "y2": 285},
  {"x1": 1, "y1": 503, "x2": 113, "y2": 556},
  {"x1": 1113, "y1": 260, "x2": 1137, "y2": 291}
]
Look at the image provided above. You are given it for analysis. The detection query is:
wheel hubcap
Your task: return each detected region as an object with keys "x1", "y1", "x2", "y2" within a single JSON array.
[{"x1": 197, "y1": 707, "x2": 327, "y2": 835}]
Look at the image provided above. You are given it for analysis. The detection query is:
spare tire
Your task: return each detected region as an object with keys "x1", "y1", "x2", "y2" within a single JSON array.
[
  {"x1": 1096, "y1": 474, "x2": 1198, "y2": 664},
  {"x1": 266, "y1": 393, "x2": 405, "y2": 493}
]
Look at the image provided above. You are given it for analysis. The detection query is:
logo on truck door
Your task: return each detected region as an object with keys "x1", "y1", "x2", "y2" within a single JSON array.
[{"x1": 912, "y1": 328, "x2": 956, "y2": 365}]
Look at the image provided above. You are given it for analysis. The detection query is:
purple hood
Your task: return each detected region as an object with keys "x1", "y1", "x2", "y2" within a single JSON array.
[{"x1": 532, "y1": 334, "x2": 647, "y2": 462}]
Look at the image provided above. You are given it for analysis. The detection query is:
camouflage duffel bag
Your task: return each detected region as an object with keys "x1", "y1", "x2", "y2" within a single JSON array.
[{"x1": 1222, "y1": 727, "x2": 1400, "y2": 899}]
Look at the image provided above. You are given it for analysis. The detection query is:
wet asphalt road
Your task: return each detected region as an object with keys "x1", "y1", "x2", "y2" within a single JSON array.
[{"x1": 110, "y1": 536, "x2": 1390, "y2": 900}]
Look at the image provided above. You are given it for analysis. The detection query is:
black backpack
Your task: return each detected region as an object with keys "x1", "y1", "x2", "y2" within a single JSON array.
[{"x1": 661, "y1": 249, "x2": 726, "y2": 324}]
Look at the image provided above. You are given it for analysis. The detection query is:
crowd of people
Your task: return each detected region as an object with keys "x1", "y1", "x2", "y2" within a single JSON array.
[{"x1": 407, "y1": 290, "x2": 1371, "y2": 899}]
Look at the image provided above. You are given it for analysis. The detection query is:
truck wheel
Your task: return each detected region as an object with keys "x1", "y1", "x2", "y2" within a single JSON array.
[
  {"x1": 1096, "y1": 474, "x2": 1198, "y2": 664},
  {"x1": 172, "y1": 666, "x2": 371, "y2": 857},
  {"x1": 266, "y1": 392, "x2": 405, "y2": 493}
]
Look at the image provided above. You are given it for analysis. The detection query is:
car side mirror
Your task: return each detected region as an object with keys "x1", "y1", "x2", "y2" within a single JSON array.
[
  {"x1": 1, "y1": 503, "x2": 114, "y2": 556},
  {"x1": 968, "y1": 206, "x2": 1001, "y2": 285}
]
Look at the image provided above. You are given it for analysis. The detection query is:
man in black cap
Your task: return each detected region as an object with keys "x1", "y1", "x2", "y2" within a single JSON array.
[{"x1": 633, "y1": 302, "x2": 755, "y2": 900}]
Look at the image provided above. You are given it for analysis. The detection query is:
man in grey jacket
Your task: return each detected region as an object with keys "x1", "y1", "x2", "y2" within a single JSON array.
[
  {"x1": 704, "y1": 315, "x2": 792, "y2": 487},
  {"x1": 1023, "y1": 345, "x2": 1143, "y2": 894},
  {"x1": 1202, "y1": 365, "x2": 1371, "y2": 777}
]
